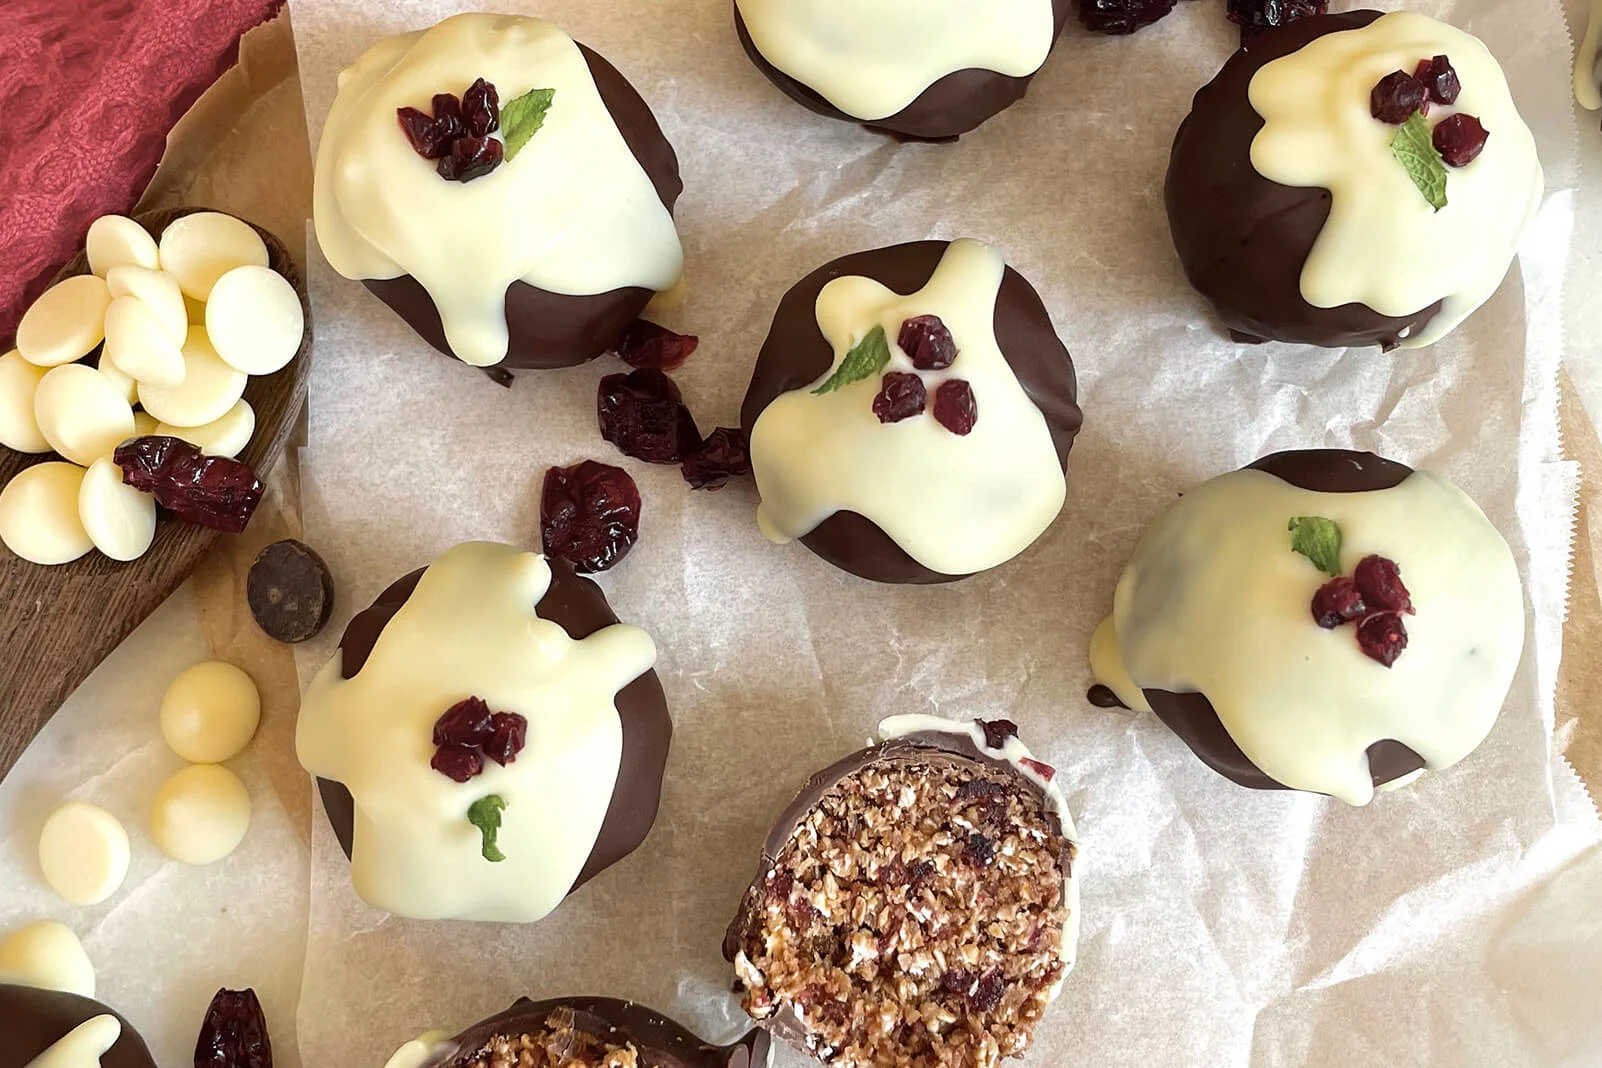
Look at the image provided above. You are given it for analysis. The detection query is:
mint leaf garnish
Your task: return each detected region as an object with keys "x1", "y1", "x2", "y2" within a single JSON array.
[
  {"x1": 468, "y1": 794, "x2": 507, "y2": 862},
  {"x1": 1288, "y1": 516, "x2": 1343, "y2": 576},
  {"x1": 500, "y1": 88, "x2": 555, "y2": 162},
  {"x1": 812, "y1": 325, "x2": 890, "y2": 395},
  {"x1": 1391, "y1": 113, "x2": 1448, "y2": 211}
]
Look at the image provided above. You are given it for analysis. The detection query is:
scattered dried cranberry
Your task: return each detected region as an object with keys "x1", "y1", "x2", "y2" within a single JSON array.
[
  {"x1": 964, "y1": 833, "x2": 997, "y2": 868},
  {"x1": 431, "y1": 744, "x2": 483, "y2": 784},
  {"x1": 1078, "y1": 0, "x2": 1177, "y2": 35},
  {"x1": 1353, "y1": 554, "x2": 1413, "y2": 615},
  {"x1": 1433, "y1": 114, "x2": 1490, "y2": 167},
  {"x1": 1371, "y1": 71, "x2": 1427, "y2": 124},
  {"x1": 1311, "y1": 575, "x2": 1367, "y2": 629},
  {"x1": 483, "y1": 712, "x2": 528, "y2": 767},
  {"x1": 431, "y1": 93, "x2": 465, "y2": 141},
  {"x1": 461, "y1": 77, "x2": 500, "y2": 138},
  {"x1": 437, "y1": 134, "x2": 503, "y2": 182},
  {"x1": 1357, "y1": 612, "x2": 1409, "y2": 668},
  {"x1": 897, "y1": 315, "x2": 958, "y2": 371},
  {"x1": 194, "y1": 987, "x2": 272, "y2": 1068},
  {"x1": 681, "y1": 427, "x2": 752, "y2": 490},
  {"x1": 1226, "y1": 0, "x2": 1327, "y2": 42},
  {"x1": 979, "y1": 719, "x2": 1019, "y2": 750},
  {"x1": 969, "y1": 971, "x2": 1007, "y2": 1014},
  {"x1": 938, "y1": 970, "x2": 972, "y2": 999},
  {"x1": 933, "y1": 379, "x2": 978, "y2": 435},
  {"x1": 1020, "y1": 757, "x2": 1057, "y2": 782},
  {"x1": 768, "y1": 869, "x2": 793, "y2": 903},
  {"x1": 873, "y1": 372, "x2": 927, "y2": 424},
  {"x1": 541, "y1": 460, "x2": 642, "y2": 574},
  {"x1": 433, "y1": 697, "x2": 495, "y2": 749},
  {"x1": 598, "y1": 369, "x2": 702, "y2": 465},
  {"x1": 397, "y1": 106, "x2": 453, "y2": 159},
  {"x1": 607, "y1": 319, "x2": 699, "y2": 372},
  {"x1": 1413, "y1": 55, "x2": 1461, "y2": 105},
  {"x1": 114, "y1": 436, "x2": 263, "y2": 534}
]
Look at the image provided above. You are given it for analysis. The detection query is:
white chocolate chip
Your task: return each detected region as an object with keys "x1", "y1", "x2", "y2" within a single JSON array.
[
  {"x1": 38, "y1": 802, "x2": 130, "y2": 905},
  {"x1": 78, "y1": 457, "x2": 156, "y2": 562},
  {"x1": 0, "y1": 920, "x2": 95, "y2": 998},
  {"x1": 86, "y1": 215, "x2": 159, "y2": 277},
  {"x1": 156, "y1": 398, "x2": 254, "y2": 459},
  {"x1": 158, "y1": 212, "x2": 268, "y2": 301},
  {"x1": 205, "y1": 265, "x2": 303, "y2": 375},
  {"x1": 33, "y1": 364, "x2": 136, "y2": 467},
  {"x1": 131, "y1": 410, "x2": 159, "y2": 438},
  {"x1": 104, "y1": 296, "x2": 186, "y2": 388},
  {"x1": 150, "y1": 764, "x2": 252, "y2": 865},
  {"x1": 106, "y1": 266, "x2": 187, "y2": 346},
  {"x1": 136, "y1": 327, "x2": 246, "y2": 428},
  {"x1": 26, "y1": 1014, "x2": 121, "y2": 1068},
  {"x1": 160, "y1": 661, "x2": 261, "y2": 764},
  {"x1": 0, "y1": 350, "x2": 52, "y2": 453},
  {"x1": 95, "y1": 354, "x2": 138, "y2": 407},
  {"x1": 16, "y1": 276, "x2": 112, "y2": 368},
  {"x1": 0, "y1": 463, "x2": 93, "y2": 565}
]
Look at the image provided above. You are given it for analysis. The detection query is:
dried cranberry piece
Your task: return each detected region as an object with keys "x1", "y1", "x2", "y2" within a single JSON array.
[
  {"x1": 1353, "y1": 554, "x2": 1413, "y2": 615},
  {"x1": 437, "y1": 135, "x2": 503, "y2": 182},
  {"x1": 114, "y1": 436, "x2": 263, "y2": 534},
  {"x1": 682, "y1": 427, "x2": 752, "y2": 490},
  {"x1": 397, "y1": 106, "x2": 453, "y2": 160},
  {"x1": 1311, "y1": 575, "x2": 1367, "y2": 629},
  {"x1": 964, "y1": 832, "x2": 997, "y2": 867},
  {"x1": 1433, "y1": 114, "x2": 1490, "y2": 168},
  {"x1": 978, "y1": 719, "x2": 1020, "y2": 750},
  {"x1": 431, "y1": 93, "x2": 465, "y2": 141},
  {"x1": 433, "y1": 696, "x2": 495, "y2": 748},
  {"x1": 1371, "y1": 71, "x2": 1427, "y2": 124},
  {"x1": 598, "y1": 369, "x2": 702, "y2": 464},
  {"x1": 541, "y1": 460, "x2": 642, "y2": 574},
  {"x1": 607, "y1": 320, "x2": 700, "y2": 372},
  {"x1": 484, "y1": 712, "x2": 528, "y2": 767},
  {"x1": 938, "y1": 970, "x2": 972, "y2": 999},
  {"x1": 1413, "y1": 55, "x2": 1461, "y2": 105},
  {"x1": 933, "y1": 379, "x2": 978, "y2": 435},
  {"x1": 970, "y1": 971, "x2": 1007, "y2": 1013},
  {"x1": 897, "y1": 315, "x2": 958, "y2": 371},
  {"x1": 767, "y1": 869, "x2": 793, "y2": 903},
  {"x1": 431, "y1": 744, "x2": 483, "y2": 783},
  {"x1": 461, "y1": 77, "x2": 500, "y2": 138},
  {"x1": 195, "y1": 987, "x2": 272, "y2": 1068},
  {"x1": 1078, "y1": 0, "x2": 1177, "y2": 35},
  {"x1": 872, "y1": 372, "x2": 927, "y2": 424},
  {"x1": 1020, "y1": 757, "x2": 1057, "y2": 782},
  {"x1": 1357, "y1": 612, "x2": 1409, "y2": 667},
  {"x1": 1226, "y1": 0, "x2": 1328, "y2": 42}
]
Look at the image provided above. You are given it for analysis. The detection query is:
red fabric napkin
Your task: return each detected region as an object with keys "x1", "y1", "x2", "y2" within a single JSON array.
[{"x1": 0, "y1": 0, "x2": 284, "y2": 342}]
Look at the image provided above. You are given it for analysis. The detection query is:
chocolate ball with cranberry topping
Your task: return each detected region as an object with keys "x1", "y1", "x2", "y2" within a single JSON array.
[{"x1": 0, "y1": 984, "x2": 157, "y2": 1068}]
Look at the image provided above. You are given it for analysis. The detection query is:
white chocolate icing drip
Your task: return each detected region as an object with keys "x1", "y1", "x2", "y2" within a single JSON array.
[
  {"x1": 1577, "y1": 0, "x2": 1602, "y2": 111},
  {"x1": 1090, "y1": 468, "x2": 1524, "y2": 806},
  {"x1": 1248, "y1": 11, "x2": 1543, "y2": 349},
  {"x1": 313, "y1": 13, "x2": 683, "y2": 366},
  {"x1": 749, "y1": 239, "x2": 1065, "y2": 576},
  {"x1": 735, "y1": 0, "x2": 1056, "y2": 121},
  {"x1": 296, "y1": 542, "x2": 658, "y2": 922},
  {"x1": 25, "y1": 1015, "x2": 120, "y2": 1068}
]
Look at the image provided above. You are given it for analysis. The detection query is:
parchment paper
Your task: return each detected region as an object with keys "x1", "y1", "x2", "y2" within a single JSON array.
[{"x1": 290, "y1": 2, "x2": 1602, "y2": 1065}]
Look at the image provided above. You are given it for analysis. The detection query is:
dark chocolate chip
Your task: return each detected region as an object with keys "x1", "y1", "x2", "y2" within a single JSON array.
[{"x1": 247, "y1": 539, "x2": 335, "y2": 644}]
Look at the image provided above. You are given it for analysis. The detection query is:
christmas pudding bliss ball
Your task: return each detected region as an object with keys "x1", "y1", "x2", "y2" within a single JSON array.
[
  {"x1": 732, "y1": 0, "x2": 1071, "y2": 140},
  {"x1": 1090, "y1": 450, "x2": 1524, "y2": 805},
  {"x1": 313, "y1": 13, "x2": 683, "y2": 370},
  {"x1": 741, "y1": 239, "x2": 1082, "y2": 584},
  {"x1": 1166, "y1": 10, "x2": 1542, "y2": 349},
  {"x1": 296, "y1": 542, "x2": 671, "y2": 922}
]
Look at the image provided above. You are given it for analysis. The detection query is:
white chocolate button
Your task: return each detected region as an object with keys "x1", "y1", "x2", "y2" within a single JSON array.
[
  {"x1": 0, "y1": 463, "x2": 93, "y2": 565},
  {"x1": 103, "y1": 296, "x2": 186, "y2": 388},
  {"x1": 0, "y1": 920, "x2": 95, "y2": 998},
  {"x1": 150, "y1": 765, "x2": 251, "y2": 865},
  {"x1": 205, "y1": 266, "x2": 303, "y2": 376},
  {"x1": 26, "y1": 1014, "x2": 121, "y2": 1068},
  {"x1": 78, "y1": 457, "x2": 155, "y2": 562},
  {"x1": 0, "y1": 350, "x2": 52, "y2": 453},
  {"x1": 94, "y1": 354, "x2": 137, "y2": 407},
  {"x1": 158, "y1": 212, "x2": 268, "y2": 301},
  {"x1": 38, "y1": 802, "x2": 130, "y2": 905},
  {"x1": 156, "y1": 399, "x2": 254, "y2": 459},
  {"x1": 160, "y1": 661, "x2": 261, "y2": 763},
  {"x1": 106, "y1": 266, "x2": 187, "y2": 346},
  {"x1": 16, "y1": 276, "x2": 112, "y2": 368},
  {"x1": 137, "y1": 327, "x2": 246, "y2": 428},
  {"x1": 33, "y1": 365, "x2": 136, "y2": 467},
  {"x1": 131, "y1": 410, "x2": 158, "y2": 437},
  {"x1": 86, "y1": 215, "x2": 159, "y2": 277}
]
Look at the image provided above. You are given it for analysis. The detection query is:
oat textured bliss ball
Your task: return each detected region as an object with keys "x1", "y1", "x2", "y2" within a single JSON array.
[
  {"x1": 724, "y1": 716, "x2": 1079, "y2": 1068},
  {"x1": 1165, "y1": 10, "x2": 1542, "y2": 349},
  {"x1": 0, "y1": 984, "x2": 156, "y2": 1068},
  {"x1": 313, "y1": 13, "x2": 683, "y2": 370},
  {"x1": 1089, "y1": 449, "x2": 1525, "y2": 805}
]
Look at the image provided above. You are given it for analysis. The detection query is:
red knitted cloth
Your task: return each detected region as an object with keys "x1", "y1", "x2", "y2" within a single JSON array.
[{"x1": 0, "y1": 0, "x2": 284, "y2": 341}]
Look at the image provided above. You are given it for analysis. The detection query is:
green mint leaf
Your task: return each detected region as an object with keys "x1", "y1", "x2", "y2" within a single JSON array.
[
  {"x1": 811, "y1": 325, "x2": 890, "y2": 395},
  {"x1": 468, "y1": 794, "x2": 507, "y2": 863},
  {"x1": 1288, "y1": 516, "x2": 1343, "y2": 577},
  {"x1": 1391, "y1": 113, "x2": 1448, "y2": 211},
  {"x1": 500, "y1": 88, "x2": 555, "y2": 162}
]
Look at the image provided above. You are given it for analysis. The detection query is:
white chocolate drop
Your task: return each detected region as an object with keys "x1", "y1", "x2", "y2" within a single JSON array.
[
  {"x1": 1248, "y1": 12, "x2": 1543, "y2": 349},
  {"x1": 85, "y1": 215, "x2": 159, "y2": 278},
  {"x1": 16, "y1": 276, "x2": 112, "y2": 368},
  {"x1": 0, "y1": 920, "x2": 95, "y2": 998},
  {"x1": 137, "y1": 327, "x2": 247, "y2": 428},
  {"x1": 23, "y1": 1014, "x2": 121, "y2": 1068},
  {"x1": 78, "y1": 457, "x2": 156, "y2": 562},
  {"x1": 37, "y1": 802, "x2": 130, "y2": 906},
  {"x1": 0, "y1": 350, "x2": 52, "y2": 453},
  {"x1": 156, "y1": 399, "x2": 254, "y2": 459},
  {"x1": 1575, "y1": 0, "x2": 1602, "y2": 111},
  {"x1": 313, "y1": 13, "x2": 683, "y2": 367},
  {"x1": 150, "y1": 764, "x2": 252, "y2": 865},
  {"x1": 160, "y1": 661, "x2": 261, "y2": 764},
  {"x1": 94, "y1": 355, "x2": 138, "y2": 407},
  {"x1": 106, "y1": 266, "x2": 188, "y2": 346},
  {"x1": 0, "y1": 463, "x2": 93, "y2": 565},
  {"x1": 103, "y1": 296, "x2": 186, "y2": 388},
  {"x1": 157, "y1": 212, "x2": 269, "y2": 301},
  {"x1": 33, "y1": 365, "x2": 136, "y2": 467},
  {"x1": 205, "y1": 265, "x2": 303, "y2": 375}
]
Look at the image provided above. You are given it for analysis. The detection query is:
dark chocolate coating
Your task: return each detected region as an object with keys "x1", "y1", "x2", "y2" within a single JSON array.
[
  {"x1": 1140, "y1": 449, "x2": 1427, "y2": 793},
  {"x1": 733, "y1": 1, "x2": 1072, "y2": 141},
  {"x1": 361, "y1": 44, "x2": 683, "y2": 370},
  {"x1": 740, "y1": 241, "x2": 1082, "y2": 584},
  {"x1": 317, "y1": 555, "x2": 671, "y2": 899},
  {"x1": 0, "y1": 985, "x2": 156, "y2": 1068},
  {"x1": 421, "y1": 996, "x2": 769, "y2": 1068},
  {"x1": 1164, "y1": 12, "x2": 1445, "y2": 349}
]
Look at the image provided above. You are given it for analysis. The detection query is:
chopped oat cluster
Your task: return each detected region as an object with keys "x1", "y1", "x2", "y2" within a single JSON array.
[
  {"x1": 452, "y1": 1009, "x2": 640, "y2": 1068},
  {"x1": 732, "y1": 755, "x2": 1072, "y2": 1068}
]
